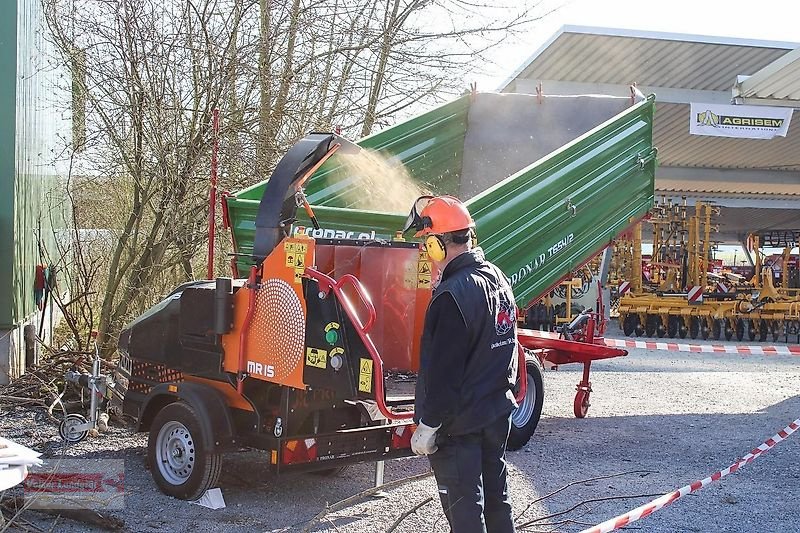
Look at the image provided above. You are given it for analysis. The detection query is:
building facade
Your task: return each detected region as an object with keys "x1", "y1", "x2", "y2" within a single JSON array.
[{"x1": 0, "y1": 2, "x2": 71, "y2": 383}]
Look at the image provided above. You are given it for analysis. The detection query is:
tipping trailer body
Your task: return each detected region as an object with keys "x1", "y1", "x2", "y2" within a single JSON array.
[
  {"x1": 225, "y1": 92, "x2": 656, "y2": 310},
  {"x1": 117, "y1": 92, "x2": 656, "y2": 500}
]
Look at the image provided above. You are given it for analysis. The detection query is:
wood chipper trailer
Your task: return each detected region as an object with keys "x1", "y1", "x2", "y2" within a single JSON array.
[{"x1": 116, "y1": 91, "x2": 656, "y2": 500}]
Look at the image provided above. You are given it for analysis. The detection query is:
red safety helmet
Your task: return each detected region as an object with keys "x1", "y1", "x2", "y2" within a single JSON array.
[{"x1": 403, "y1": 195, "x2": 475, "y2": 237}]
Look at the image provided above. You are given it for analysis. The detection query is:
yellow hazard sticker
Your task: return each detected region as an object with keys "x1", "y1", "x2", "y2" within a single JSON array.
[
  {"x1": 417, "y1": 259, "x2": 432, "y2": 288},
  {"x1": 358, "y1": 358, "x2": 373, "y2": 393},
  {"x1": 285, "y1": 241, "x2": 309, "y2": 270},
  {"x1": 306, "y1": 347, "x2": 327, "y2": 369},
  {"x1": 294, "y1": 268, "x2": 304, "y2": 284}
]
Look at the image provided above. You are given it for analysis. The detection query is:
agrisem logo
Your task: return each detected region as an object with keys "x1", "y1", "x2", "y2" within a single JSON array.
[
  {"x1": 510, "y1": 233, "x2": 574, "y2": 286},
  {"x1": 696, "y1": 109, "x2": 784, "y2": 129}
]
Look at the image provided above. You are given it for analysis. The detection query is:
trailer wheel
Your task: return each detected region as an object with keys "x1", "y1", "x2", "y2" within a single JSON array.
[
  {"x1": 711, "y1": 319, "x2": 721, "y2": 340},
  {"x1": 507, "y1": 359, "x2": 544, "y2": 451},
  {"x1": 735, "y1": 319, "x2": 745, "y2": 341},
  {"x1": 689, "y1": 317, "x2": 700, "y2": 339},
  {"x1": 667, "y1": 316, "x2": 679, "y2": 338},
  {"x1": 148, "y1": 402, "x2": 222, "y2": 500},
  {"x1": 724, "y1": 320, "x2": 734, "y2": 341},
  {"x1": 573, "y1": 390, "x2": 590, "y2": 418}
]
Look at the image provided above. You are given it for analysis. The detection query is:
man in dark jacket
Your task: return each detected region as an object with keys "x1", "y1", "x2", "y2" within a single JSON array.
[{"x1": 404, "y1": 195, "x2": 518, "y2": 533}]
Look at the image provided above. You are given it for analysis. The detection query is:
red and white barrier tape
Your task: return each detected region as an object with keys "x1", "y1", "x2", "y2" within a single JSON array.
[
  {"x1": 604, "y1": 338, "x2": 800, "y2": 355},
  {"x1": 579, "y1": 418, "x2": 800, "y2": 533}
]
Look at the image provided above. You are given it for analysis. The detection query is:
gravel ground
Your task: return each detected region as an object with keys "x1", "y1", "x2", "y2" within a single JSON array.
[{"x1": 2, "y1": 320, "x2": 799, "y2": 532}]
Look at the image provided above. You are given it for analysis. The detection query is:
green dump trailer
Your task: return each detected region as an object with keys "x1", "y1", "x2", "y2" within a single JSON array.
[{"x1": 224, "y1": 91, "x2": 657, "y2": 308}]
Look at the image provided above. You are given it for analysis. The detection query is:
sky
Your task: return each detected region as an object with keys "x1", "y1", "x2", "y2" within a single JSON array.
[{"x1": 474, "y1": 0, "x2": 800, "y2": 90}]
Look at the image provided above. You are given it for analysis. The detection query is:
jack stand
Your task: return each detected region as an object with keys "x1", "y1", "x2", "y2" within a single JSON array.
[
  {"x1": 371, "y1": 459, "x2": 388, "y2": 498},
  {"x1": 371, "y1": 421, "x2": 388, "y2": 498}
]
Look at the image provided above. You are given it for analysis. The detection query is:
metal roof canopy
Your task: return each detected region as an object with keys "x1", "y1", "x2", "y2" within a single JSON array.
[
  {"x1": 733, "y1": 47, "x2": 800, "y2": 106},
  {"x1": 502, "y1": 26, "x2": 800, "y2": 243}
]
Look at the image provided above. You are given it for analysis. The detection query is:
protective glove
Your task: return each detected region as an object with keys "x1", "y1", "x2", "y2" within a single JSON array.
[{"x1": 411, "y1": 421, "x2": 441, "y2": 455}]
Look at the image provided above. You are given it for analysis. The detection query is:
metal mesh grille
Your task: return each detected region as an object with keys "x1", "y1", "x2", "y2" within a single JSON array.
[{"x1": 250, "y1": 278, "x2": 305, "y2": 380}]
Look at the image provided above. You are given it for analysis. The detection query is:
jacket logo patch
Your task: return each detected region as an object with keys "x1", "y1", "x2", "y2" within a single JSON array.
[{"x1": 495, "y1": 296, "x2": 515, "y2": 336}]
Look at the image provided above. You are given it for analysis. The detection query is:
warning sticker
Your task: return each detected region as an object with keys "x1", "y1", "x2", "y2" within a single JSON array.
[
  {"x1": 294, "y1": 268, "x2": 304, "y2": 284},
  {"x1": 358, "y1": 358, "x2": 373, "y2": 393},
  {"x1": 417, "y1": 260, "x2": 432, "y2": 288},
  {"x1": 306, "y1": 347, "x2": 327, "y2": 369},
  {"x1": 284, "y1": 241, "x2": 309, "y2": 270}
]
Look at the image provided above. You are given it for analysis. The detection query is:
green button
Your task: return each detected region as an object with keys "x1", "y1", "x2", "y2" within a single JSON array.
[{"x1": 325, "y1": 329, "x2": 338, "y2": 345}]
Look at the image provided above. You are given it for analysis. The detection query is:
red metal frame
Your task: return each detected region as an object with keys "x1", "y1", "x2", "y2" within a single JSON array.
[
  {"x1": 305, "y1": 267, "x2": 529, "y2": 419},
  {"x1": 518, "y1": 310, "x2": 627, "y2": 418},
  {"x1": 207, "y1": 109, "x2": 219, "y2": 280},
  {"x1": 306, "y1": 267, "x2": 412, "y2": 420}
]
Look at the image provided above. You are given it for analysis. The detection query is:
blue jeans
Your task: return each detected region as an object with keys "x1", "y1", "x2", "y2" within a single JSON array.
[{"x1": 428, "y1": 413, "x2": 516, "y2": 533}]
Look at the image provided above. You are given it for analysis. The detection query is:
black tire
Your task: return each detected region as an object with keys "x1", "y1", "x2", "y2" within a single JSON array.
[
  {"x1": 147, "y1": 402, "x2": 222, "y2": 500},
  {"x1": 711, "y1": 319, "x2": 721, "y2": 340},
  {"x1": 667, "y1": 316, "x2": 679, "y2": 338},
  {"x1": 747, "y1": 320, "x2": 757, "y2": 342},
  {"x1": 735, "y1": 319, "x2": 745, "y2": 341},
  {"x1": 508, "y1": 359, "x2": 545, "y2": 451},
  {"x1": 655, "y1": 316, "x2": 666, "y2": 338},
  {"x1": 689, "y1": 317, "x2": 700, "y2": 339}
]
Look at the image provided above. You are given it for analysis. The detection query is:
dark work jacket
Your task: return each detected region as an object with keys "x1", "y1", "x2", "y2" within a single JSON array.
[{"x1": 414, "y1": 248, "x2": 518, "y2": 436}]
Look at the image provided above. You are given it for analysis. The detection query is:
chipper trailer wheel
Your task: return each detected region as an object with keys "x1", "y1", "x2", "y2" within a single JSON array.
[
  {"x1": 507, "y1": 357, "x2": 545, "y2": 451},
  {"x1": 147, "y1": 402, "x2": 222, "y2": 500}
]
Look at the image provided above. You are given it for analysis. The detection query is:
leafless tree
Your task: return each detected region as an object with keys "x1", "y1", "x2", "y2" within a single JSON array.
[{"x1": 41, "y1": 0, "x2": 545, "y2": 354}]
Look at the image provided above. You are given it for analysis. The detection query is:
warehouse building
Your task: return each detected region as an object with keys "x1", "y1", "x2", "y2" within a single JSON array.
[{"x1": 502, "y1": 26, "x2": 800, "y2": 247}]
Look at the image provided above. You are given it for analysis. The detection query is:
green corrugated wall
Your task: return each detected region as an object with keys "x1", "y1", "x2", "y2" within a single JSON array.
[{"x1": 0, "y1": 2, "x2": 70, "y2": 328}]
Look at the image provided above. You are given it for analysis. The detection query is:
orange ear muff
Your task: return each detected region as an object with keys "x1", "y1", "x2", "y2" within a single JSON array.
[{"x1": 425, "y1": 235, "x2": 447, "y2": 262}]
